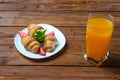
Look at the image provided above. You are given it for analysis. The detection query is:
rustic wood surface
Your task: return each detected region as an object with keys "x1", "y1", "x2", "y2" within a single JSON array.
[{"x1": 0, "y1": 0, "x2": 120, "y2": 80}]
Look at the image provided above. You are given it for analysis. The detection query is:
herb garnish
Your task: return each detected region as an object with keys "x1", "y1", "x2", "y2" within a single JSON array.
[{"x1": 33, "y1": 29, "x2": 47, "y2": 42}]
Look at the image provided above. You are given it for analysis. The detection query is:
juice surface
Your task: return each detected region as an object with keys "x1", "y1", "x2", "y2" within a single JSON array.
[{"x1": 86, "y1": 18, "x2": 113, "y2": 61}]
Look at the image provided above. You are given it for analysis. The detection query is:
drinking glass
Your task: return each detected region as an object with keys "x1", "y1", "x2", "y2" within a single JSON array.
[{"x1": 84, "y1": 13, "x2": 114, "y2": 66}]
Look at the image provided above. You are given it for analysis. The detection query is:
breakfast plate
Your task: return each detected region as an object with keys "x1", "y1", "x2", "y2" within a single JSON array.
[{"x1": 14, "y1": 24, "x2": 66, "y2": 59}]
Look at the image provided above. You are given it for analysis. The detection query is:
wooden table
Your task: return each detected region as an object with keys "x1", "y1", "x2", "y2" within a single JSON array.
[{"x1": 0, "y1": 0, "x2": 120, "y2": 80}]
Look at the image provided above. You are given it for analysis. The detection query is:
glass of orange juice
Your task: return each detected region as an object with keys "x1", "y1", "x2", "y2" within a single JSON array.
[{"x1": 84, "y1": 13, "x2": 114, "y2": 66}]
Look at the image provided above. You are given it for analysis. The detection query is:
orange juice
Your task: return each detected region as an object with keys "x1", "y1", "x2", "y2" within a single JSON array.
[{"x1": 86, "y1": 18, "x2": 114, "y2": 61}]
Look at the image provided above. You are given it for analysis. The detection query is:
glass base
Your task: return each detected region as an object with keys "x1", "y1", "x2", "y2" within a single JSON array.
[{"x1": 84, "y1": 52, "x2": 109, "y2": 66}]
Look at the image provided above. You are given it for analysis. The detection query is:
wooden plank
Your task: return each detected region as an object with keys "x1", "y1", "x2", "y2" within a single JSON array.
[
  {"x1": 0, "y1": 0, "x2": 120, "y2": 12},
  {"x1": 86, "y1": 0, "x2": 120, "y2": 3},
  {"x1": 0, "y1": 0, "x2": 119, "y2": 12},
  {"x1": 0, "y1": 66, "x2": 119, "y2": 80},
  {"x1": 0, "y1": 11, "x2": 120, "y2": 26},
  {"x1": 0, "y1": 2, "x2": 87, "y2": 12},
  {"x1": 87, "y1": 2, "x2": 120, "y2": 12},
  {"x1": 0, "y1": 11, "x2": 88, "y2": 26},
  {"x1": 0, "y1": 0, "x2": 120, "y2": 3},
  {"x1": 0, "y1": 0, "x2": 85, "y2": 4},
  {"x1": 0, "y1": 0, "x2": 120, "y2": 14}
]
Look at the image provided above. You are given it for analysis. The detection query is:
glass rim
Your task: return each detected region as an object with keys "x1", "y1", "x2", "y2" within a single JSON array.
[
  {"x1": 88, "y1": 12, "x2": 114, "y2": 23},
  {"x1": 87, "y1": 12, "x2": 114, "y2": 29}
]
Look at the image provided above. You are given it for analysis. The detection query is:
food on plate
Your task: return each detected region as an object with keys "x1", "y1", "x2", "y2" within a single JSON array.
[
  {"x1": 43, "y1": 36, "x2": 57, "y2": 52},
  {"x1": 19, "y1": 33, "x2": 40, "y2": 53},
  {"x1": 22, "y1": 36, "x2": 40, "y2": 53},
  {"x1": 18, "y1": 23, "x2": 58, "y2": 56},
  {"x1": 28, "y1": 23, "x2": 44, "y2": 36},
  {"x1": 47, "y1": 31, "x2": 55, "y2": 36},
  {"x1": 33, "y1": 29, "x2": 46, "y2": 42},
  {"x1": 18, "y1": 31, "x2": 27, "y2": 38},
  {"x1": 38, "y1": 47, "x2": 46, "y2": 56}
]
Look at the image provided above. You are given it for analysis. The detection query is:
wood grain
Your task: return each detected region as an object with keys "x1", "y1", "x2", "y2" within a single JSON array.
[
  {"x1": 0, "y1": 0, "x2": 119, "y2": 12},
  {"x1": 0, "y1": 76, "x2": 24, "y2": 80},
  {"x1": 0, "y1": 11, "x2": 88, "y2": 26},
  {"x1": 0, "y1": 11, "x2": 120, "y2": 26},
  {"x1": 0, "y1": 66, "x2": 119, "y2": 80}
]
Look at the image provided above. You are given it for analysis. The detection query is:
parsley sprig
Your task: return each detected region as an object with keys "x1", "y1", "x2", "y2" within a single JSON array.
[{"x1": 33, "y1": 30, "x2": 47, "y2": 42}]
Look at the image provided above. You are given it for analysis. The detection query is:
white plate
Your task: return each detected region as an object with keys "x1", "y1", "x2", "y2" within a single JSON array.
[{"x1": 14, "y1": 24, "x2": 66, "y2": 59}]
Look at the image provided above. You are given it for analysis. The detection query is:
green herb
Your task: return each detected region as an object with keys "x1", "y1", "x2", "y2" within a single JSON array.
[{"x1": 33, "y1": 29, "x2": 47, "y2": 42}]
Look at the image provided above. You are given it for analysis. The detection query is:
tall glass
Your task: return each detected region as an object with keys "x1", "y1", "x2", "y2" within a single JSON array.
[{"x1": 84, "y1": 13, "x2": 114, "y2": 66}]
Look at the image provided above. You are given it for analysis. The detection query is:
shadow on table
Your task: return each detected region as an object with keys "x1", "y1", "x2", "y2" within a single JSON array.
[
  {"x1": 99, "y1": 53, "x2": 120, "y2": 80},
  {"x1": 101, "y1": 52, "x2": 120, "y2": 67}
]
